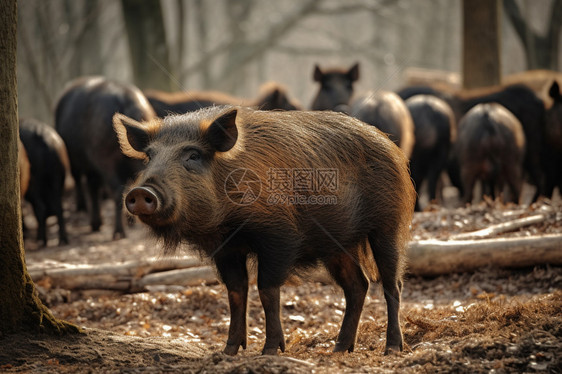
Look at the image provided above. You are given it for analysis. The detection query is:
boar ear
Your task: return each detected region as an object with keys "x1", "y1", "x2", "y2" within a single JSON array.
[
  {"x1": 206, "y1": 109, "x2": 239, "y2": 152},
  {"x1": 313, "y1": 65, "x2": 324, "y2": 82},
  {"x1": 113, "y1": 113, "x2": 152, "y2": 160},
  {"x1": 348, "y1": 63, "x2": 360, "y2": 82},
  {"x1": 549, "y1": 81, "x2": 561, "y2": 101}
]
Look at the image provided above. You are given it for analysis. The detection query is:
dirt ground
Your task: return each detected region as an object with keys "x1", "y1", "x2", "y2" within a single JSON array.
[{"x1": 1, "y1": 194, "x2": 561, "y2": 373}]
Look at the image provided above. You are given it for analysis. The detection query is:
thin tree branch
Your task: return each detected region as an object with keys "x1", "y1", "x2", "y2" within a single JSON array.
[
  {"x1": 503, "y1": 0, "x2": 531, "y2": 49},
  {"x1": 212, "y1": 0, "x2": 319, "y2": 85},
  {"x1": 18, "y1": 19, "x2": 53, "y2": 113}
]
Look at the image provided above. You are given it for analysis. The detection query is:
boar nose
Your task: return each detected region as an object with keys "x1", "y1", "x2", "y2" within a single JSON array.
[{"x1": 126, "y1": 187, "x2": 158, "y2": 215}]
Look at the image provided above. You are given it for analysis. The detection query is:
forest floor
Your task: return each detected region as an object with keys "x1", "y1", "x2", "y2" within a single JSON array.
[{"x1": 1, "y1": 191, "x2": 561, "y2": 373}]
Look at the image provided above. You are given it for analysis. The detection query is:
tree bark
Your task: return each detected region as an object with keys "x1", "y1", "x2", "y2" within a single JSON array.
[
  {"x1": 0, "y1": 0, "x2": 78, "y2": 335},
  {"x1": 121, "y1": 0, "x2": 173, "y2": 91},
  {"x1": 462, "y1": 0, "x2": 501, "y2": 88},
  {"x1": 408, "y1": 234, "x2": 562, "y2": 277}
]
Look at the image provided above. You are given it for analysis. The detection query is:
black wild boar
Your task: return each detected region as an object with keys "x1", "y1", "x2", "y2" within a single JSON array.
[
  {"x1": 502, "y1": 70, "x2": 562, "y2": 103},
  {"x1": 145, "y1": 82, "x2": 300, "y2": 118},
  {"x1": 455, "y1": 103, "x2": 526, "y2": 204},
  {"x1": 543, "y1": 81, "x2": 562, "y2": 196},
  {"x1": 311, "y1": 63, "x2": 359, "y2": 112},
  {"x1": 55, "y1": 76, "x2": 156, "y2": 239},
  {"x1": 19, "y1": 118, "x2": 70, "y2": 246},
  {"x1": 114, "y1": 106, "x2": 415, "y2": 356},
  {"x1": 405, "y1": 95, "x2": 456, "y2": 210},
  {"x1": 351, "y1": 91, "x2": 415, "y2": 158},
  {"x1": 253, "y1": 82, "x2": 302, "y2": 111}
]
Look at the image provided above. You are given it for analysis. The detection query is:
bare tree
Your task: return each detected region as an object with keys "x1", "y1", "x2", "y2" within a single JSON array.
[
  {"x1": 121, "y1": 0, "x2": 173, "y2": 91},
  {"x1": 0, "y1": 0, "x2": 78, "y2": 335},
  {"x1": 503, "y1": 0, "x2": 562, "y2": 70}
]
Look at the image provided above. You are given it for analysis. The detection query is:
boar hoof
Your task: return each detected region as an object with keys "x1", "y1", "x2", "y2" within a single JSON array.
[
  {"x1": 113, "y1": 231, "x2": 126, "y2": 240},
  {"x1": 223, "y1": 344, "x2": 240, "y2": 356},
  {"x1": 261, "y1": 339, "x2": 285, "y2": 355},
  {"x1": 384, "y1": 345, "x2": 402, "y2": 355},
  {"x1": 261, "y1": 347, "x2": 279, "y2": 356},
  {"x1": 333, "y1": 342, "x2": 354, "y2": 353}
]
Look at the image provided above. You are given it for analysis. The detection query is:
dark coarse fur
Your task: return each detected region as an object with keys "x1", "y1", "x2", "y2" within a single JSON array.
[
  {"x1": 145, "y1": 82, "x2": 300, "y2": 118},
  {"x1": 19, "y1": 118, "x2": 70, "y2": 246},
  {"x1": 397, "y1": 83, "x2": 546, "y2": 200},
  {"x1": 455, "y1": 103, "x2": 526, "y2": 204},
  {"x1": 114, "y1": 105, "x2": 415, "y2": 356},
  {"x1": 351, "y1": 91, "x2": 415, "y2": 158},
  {"x1": 405, "y1": 95, "x2": 456, "y2": 210},
  {"x1": 55, "y1": 76, "x2": 155, "y2": 239},
  {"x1": 543, "y1": 81, "x2": 562, "y2": 196},
  {"x1": 311, "y1": 63, "x2": 359, "y2": 111}
]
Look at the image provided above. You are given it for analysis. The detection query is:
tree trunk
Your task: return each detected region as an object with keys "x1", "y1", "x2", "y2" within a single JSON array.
[
  {"x1": 0, "y1": 0, "x2": 78, "y2": 336},
  {"x1": 121, "y1": 0, "x2": 172, "y2": 91},
  {"x1": 462, "y1": 0, "x2": 501, "y2": 88}
]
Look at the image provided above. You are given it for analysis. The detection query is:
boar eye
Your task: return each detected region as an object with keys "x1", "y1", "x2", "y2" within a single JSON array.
[{"x1": 182, "y1": 149, "x2": 202, "y2": 170}]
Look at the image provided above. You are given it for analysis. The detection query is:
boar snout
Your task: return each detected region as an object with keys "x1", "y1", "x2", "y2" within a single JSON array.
[{"x1": 126, "y1": 186, "x2": 159, "y2": 215}]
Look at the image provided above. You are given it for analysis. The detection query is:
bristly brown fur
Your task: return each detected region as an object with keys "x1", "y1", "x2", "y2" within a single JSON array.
[{"x1": 119, "y1": 105, "x2": 415, "y2": 268}]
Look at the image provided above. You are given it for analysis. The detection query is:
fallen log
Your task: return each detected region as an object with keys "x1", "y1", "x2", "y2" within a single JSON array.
[
  {"x1": 449, "y1": 214, "x2": 547, "y2": 240},
  {"x1": 138, "y1": 266, "x2": 217, "y2": 288},
  {"x1": 29, "y1": 256, "x2": 204, "y2": 281},
  {"x1": 29, "y1": 234, "x2": 562, "y2": 290},
  {"x1": 407, "y1": 234, "x2": 562, "y2": 277}
]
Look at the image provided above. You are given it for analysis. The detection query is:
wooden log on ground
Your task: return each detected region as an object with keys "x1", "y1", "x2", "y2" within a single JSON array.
[
  {"x1": 29, "y1": 234, "x2": 562, "y2": 290},
  {"x1": 407, "y1": 234, "x2": 562, "y2": 277},
  {"x1": 137, "y1": 266, "x2": 217, "y2": 288},
  {"x1": 29, "y1": 257, "x2": 204, "y2": 281},
  {"x1": 449, "y1": 214, "x2": 547, "y2": 240}
]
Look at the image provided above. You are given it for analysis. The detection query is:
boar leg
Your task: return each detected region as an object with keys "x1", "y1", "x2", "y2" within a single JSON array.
[
  {"x1": 71, "y1": 168, "x2": 87, "y2": 212},
  {"x1": 214, "y1": 251, "x2": 248, "y2": 356},
  {"x1": 325, "y1": 252, "x2": 369, "y2": 353},
  {"x1": 461, "y1": 169, "x2": 477, "y2": 205},
  {"x1": 504, "y1": 164, "x2": 522, "y2": 204},
  {"x1": 426, "y1": 158, "x2": 445, "y2": 204},
  {"x1": 111, "y1": 186, "x2": 126, "y2": 239},
  {"x1": 369, "y1": 234, "x2": 404, "y2": 354},
  {"x1": 32, "y1": 200, "x2": 48, "y2": 247},
  {"x1": 86, "y1": 171, "x2": 103, "y2": 232},
  {"x1": 54, "y1": 195, "x2": 69, "y2": 245},
  {"x1": 256, "y1": 249, "x2": 289, "y2": 355},
  {"x1": 258, "y1": 286, "x2": 284, "y2": 355}
]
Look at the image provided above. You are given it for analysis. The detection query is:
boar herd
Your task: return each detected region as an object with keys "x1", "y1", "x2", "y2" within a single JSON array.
[{"x1": 17, "y1": 64, "x2": 562, "y2": 356}]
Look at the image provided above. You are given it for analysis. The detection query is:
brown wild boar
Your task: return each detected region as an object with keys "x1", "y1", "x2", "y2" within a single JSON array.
[
  {"x1": 455, "y1": 103, "x2": 526, "y2": 204},
  {"x1": 114, "y1": 106, "x2": 415, "y2": 356},
  {"x1": 351, "y1": 91, "x2": 415, "y2": 158}
]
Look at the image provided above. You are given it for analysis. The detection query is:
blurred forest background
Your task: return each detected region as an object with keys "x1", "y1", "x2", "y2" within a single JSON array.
[{"x1": 16, "y1": 0, "x2": 562, "y2": 124}]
